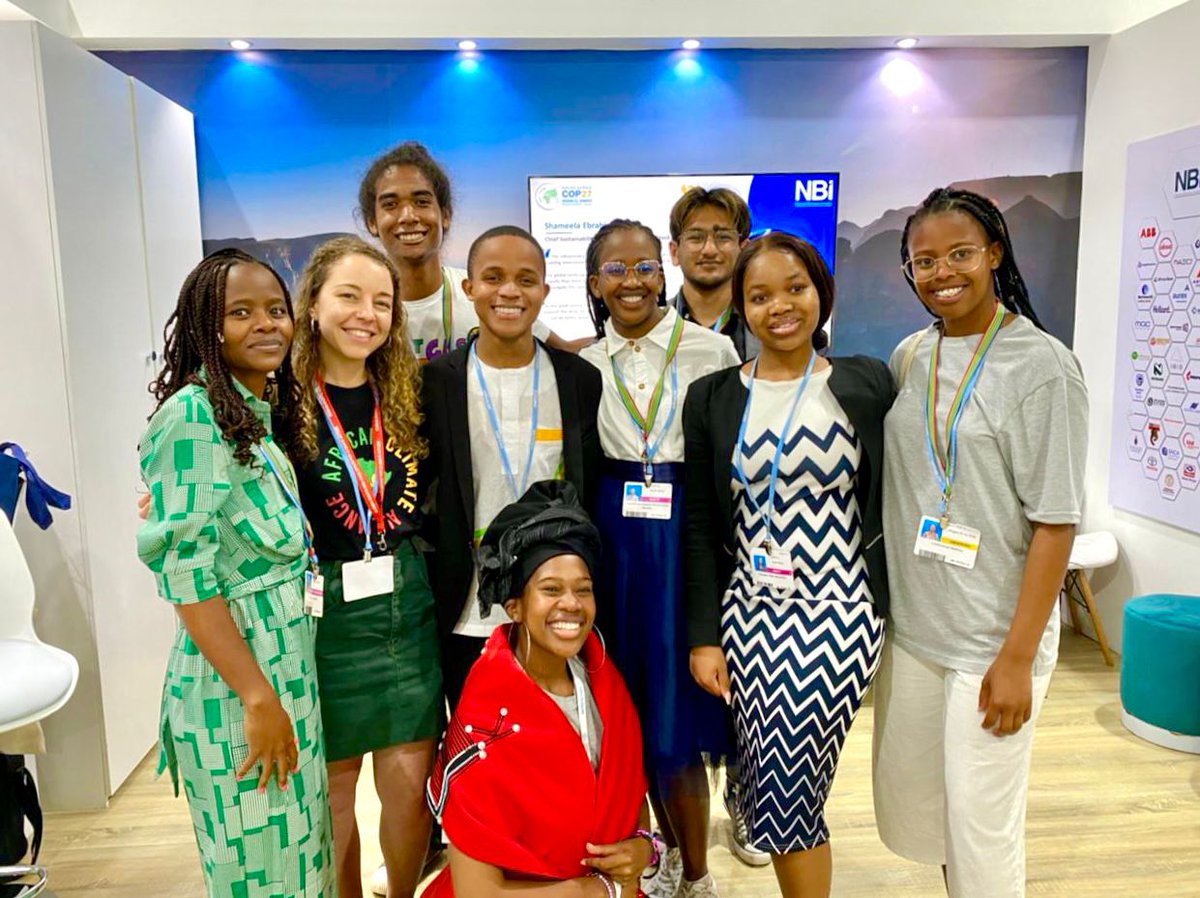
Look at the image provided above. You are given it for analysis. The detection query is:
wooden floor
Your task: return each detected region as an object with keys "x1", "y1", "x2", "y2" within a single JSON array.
[{"x1": 35, "y1": 632, "x2": 1200, "y2": 897}]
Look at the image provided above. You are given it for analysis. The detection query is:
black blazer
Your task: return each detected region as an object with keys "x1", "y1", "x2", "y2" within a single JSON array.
[
  {"x1": 420, "y1": 339, "x2": 602, "y2": 637},
  {"x1": 682, "y1": 355, "x2": 896, "y2": 647}
]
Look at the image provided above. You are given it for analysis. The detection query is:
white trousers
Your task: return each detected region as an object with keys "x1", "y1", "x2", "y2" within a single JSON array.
[{"x1": 872, "y1": 640, "x2": 1053, "y2": 898}]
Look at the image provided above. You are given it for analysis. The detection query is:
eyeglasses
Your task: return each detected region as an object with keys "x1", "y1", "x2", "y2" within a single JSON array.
[
  {"x1": 598, "y1": 260, "x2": 663, "y2": 280},
  {"x1": 680, "y1": 228, "x2": 740, "y2": 250},
  {"x1": 903, "y1": 245, "x2": 989, "y2": 282}
]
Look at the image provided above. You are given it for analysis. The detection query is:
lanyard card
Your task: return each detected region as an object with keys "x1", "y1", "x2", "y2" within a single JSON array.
[
  {"x1": 621, "y1": 481, "x2": 673, "y2": 520},
  {"x1": 913, "y1": 516, "x2": 981, "y2": 570},
  {"x1": 750, "y1": 545, "x2": 794, "y2": 589},
  {"x1": 342, "y1": 554, "x2": 394, "y2": 602},
  {"x1": 304, "y1": 570, "x2": 325, "y2": 618}
]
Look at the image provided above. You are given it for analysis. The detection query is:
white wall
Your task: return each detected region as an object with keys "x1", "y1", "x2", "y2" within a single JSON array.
[
  {"x1": 1074, "y1": 0, "x2": 1200, "y2": 650},
  {"x1": 0, "y1": 20, "x2": 200, "y2": 807},
  {"x1": 0, "y1": 20, "x2": 109, "y2": 809}
]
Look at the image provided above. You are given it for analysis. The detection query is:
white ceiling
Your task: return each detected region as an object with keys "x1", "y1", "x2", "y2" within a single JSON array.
[
  {"x1": 6, "y1": 0, "x2": 1193, "y2": 49},
  {"x1": 0, "y1": 0, "x2": 33, "y2": 21}
]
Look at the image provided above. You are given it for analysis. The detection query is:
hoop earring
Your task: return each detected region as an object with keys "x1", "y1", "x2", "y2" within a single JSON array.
[
  {"x1": 523, "y1": 625, "x2": 532, "y2": 663},
  {"x1": 217, "y1": 334, "x2": 225, "y2": 344},
  {"x1": 310, "y1": 318, "x2": 319, "y2": 334},
  {"x1": 586, "y1": 624, "x2": 608, "y2": 674}
]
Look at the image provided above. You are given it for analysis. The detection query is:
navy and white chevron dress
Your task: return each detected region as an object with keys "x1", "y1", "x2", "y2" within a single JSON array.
[{"x1": 722, "y1": 367, "x2": 885, "y2": 853}]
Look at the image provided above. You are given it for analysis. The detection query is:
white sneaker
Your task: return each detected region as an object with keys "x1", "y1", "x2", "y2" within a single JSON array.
[
  {"x1": 642, "y1": 846, "x2": 682, "y2": 898},
  {"x1": 369, "y1": 863, "x2": 387, "y2": 896},
  {"x1": 724, "y1": 776, "x2": 771, "y2": 867},
  {"x1": 676, "y1": 871, "x2": 720, "y2": 898}
]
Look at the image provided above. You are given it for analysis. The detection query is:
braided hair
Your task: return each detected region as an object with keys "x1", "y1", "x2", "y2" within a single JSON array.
[
  {"x1": 149, "y1": 248, "x2": 299, "y2": 467},
  {"x1": 900, "y1": 187, "x2": 1044, "y2": 330},
  {"x1": 584, "y1": 219, "x2": 668, "y2": 338}
]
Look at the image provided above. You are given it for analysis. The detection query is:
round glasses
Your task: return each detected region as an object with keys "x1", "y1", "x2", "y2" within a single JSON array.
[
  {"x1": 599, "y1": 260, "x2": 663, "y2": 280},
  {"x1": 679, "y1": 229, "x2": 740, "y2": 250},
  {"x1": 903, "y1": 245, "x2": 988, "y2": 282}
]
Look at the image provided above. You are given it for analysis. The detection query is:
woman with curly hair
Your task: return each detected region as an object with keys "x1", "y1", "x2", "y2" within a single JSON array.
[
  {"x1": 137, "y1": 249, "x2": 334, "y2": 897},
  {"x1": 287, "y1": 235, "x2": 440, "y2": 898}
]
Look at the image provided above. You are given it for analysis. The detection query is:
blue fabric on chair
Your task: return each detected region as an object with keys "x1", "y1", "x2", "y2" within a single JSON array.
[
  {"x1": 0, "y1": 443, "x2": 71, "y2": 529},
  {"x1": 1120, "y1": 594, "x2": 1200, "y2": 737},
  {"x1": 0, "y1": 453, "x2": 20, "y2": 525}
]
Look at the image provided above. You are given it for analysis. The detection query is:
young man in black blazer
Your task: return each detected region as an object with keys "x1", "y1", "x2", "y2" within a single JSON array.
[{"x1": 420, "y1": 226, "x2": 602, "y2": 710}]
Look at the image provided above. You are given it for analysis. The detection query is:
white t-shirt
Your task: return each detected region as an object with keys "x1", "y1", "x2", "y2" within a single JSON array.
[
  {"x1": 455, "y1": 347, "x2": 565, "y2": 636},
  {"x1": 406, "y1": 266, "x2": 550, "y2": 365},
  {"x1": 580, "y1": 306, "x2": 739, "y2": 463}
]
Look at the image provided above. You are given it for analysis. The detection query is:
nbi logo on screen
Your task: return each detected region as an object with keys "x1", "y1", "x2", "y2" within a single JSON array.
[{"x1": 794, "y1": 177, "x2": 836, "y2": 207}]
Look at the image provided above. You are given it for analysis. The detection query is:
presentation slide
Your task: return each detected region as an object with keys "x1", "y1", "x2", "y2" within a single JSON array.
[{"x1": 528, "y1": 173, "x2": 839, "y2": 340}]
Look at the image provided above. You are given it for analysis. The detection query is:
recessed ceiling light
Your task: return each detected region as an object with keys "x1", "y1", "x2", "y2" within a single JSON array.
[
  {"x1": 681, "y1": 39, "x2": 701, "y2": 50},
  {"x1": 229, "y1": 39, "x2": 252, "y2": 51},
  {"x1": 881, "y1": 57, "x2": 922, "y2": 95},
  {"x1": 458, "y1": 40, "x2": 478, "y2": 51},
  {"x1": 894, "y1": 37, "x2": 919, "y2": 49}
]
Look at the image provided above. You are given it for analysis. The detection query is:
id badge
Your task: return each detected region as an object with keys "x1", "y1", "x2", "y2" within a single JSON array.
[
  {"x1": 621, "y1": 481, "x2": 673, "y2": 520},
  {"x1": 750, "y1": 545, "x2": 794, "y2": 589},
  {"x1": 342, "y1": 554, "x2": 394, "y2": 602},
  {"x1": 304, "y1": 570, "x2": 325, "y2": 618},
  {"x1": 912, "y1": 516, "x2": 981, "y2": 570}
]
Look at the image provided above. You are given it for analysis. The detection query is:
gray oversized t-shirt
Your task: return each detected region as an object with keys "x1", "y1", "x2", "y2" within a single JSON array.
[{"x1": 882, "y1": 315, "x2": 1089, "y2": 676}]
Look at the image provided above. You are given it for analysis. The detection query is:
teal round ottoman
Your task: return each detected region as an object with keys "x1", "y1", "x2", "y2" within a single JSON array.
[{"x1": 1120, "y1": 594, "x2": 1200, "y2": 753}]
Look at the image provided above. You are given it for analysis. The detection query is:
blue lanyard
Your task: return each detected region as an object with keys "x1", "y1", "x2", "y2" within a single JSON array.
[
  {"x1": 471, "y1": 343, "x2": 541, "y2": 501},
  {"x1": 923, "y1": 363, "x2": 987, "y2": 522},
  {"x1": 256, "y1": 441, "x2": 318, "y2": 570},
  {"x1": 315, "y1": 399, "x2": 375, "y2": 558},
  {"x1": 923, "y1": 306, "x2": 1005, "y2": 523},
  {"x1": 612, "y1": 352, "x2": 680, "y2": 483},
  {"x1": 733, "y1": 351, "x2": 817, "y2": 550}
]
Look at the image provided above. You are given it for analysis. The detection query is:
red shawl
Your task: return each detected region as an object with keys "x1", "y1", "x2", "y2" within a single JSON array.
[{"x1": 423, "y1": 625, "x2": 647, "y2": 896}]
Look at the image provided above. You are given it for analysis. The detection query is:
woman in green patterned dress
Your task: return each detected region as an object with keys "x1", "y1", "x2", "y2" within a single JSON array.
[{"x1": 137, "y1": 249, "x2": 335, "y2": 898}]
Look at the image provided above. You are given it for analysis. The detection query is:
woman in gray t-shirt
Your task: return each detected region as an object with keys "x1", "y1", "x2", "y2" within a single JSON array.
[{"x1": 873, "y1": 188, "x2": 1088, "y2": 898}]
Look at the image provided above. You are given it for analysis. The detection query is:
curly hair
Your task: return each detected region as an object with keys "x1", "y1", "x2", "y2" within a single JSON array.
[
  {"x1": 289, "y1": 236, "x2": 428, "y2": 464},
  {"x1": 358, "y1": 141, "x2": 453, "y2": 234},
  {"x1": 149, "y1": 248, "x2": 298, "y2": 467}
]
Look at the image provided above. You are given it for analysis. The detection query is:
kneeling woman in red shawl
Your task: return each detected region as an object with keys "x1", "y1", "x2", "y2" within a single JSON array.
[{"x1": 425, "y1": 480, "x2": 660, "y2": 897}]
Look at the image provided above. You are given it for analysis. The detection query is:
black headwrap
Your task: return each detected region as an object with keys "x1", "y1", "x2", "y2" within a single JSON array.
[{"x1": 475, "y1": 480, "x2": 602, "y2": 616}]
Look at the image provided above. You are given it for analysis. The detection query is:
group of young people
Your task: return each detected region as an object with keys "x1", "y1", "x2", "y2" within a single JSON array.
[{"x1": 135, "y1": 140, "x2": 1088, "y2": 898}]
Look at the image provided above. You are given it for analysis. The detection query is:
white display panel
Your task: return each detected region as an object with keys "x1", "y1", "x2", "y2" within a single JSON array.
[
  {"x1": 1109, "y1": 124, "x2": 1200, "y2": 533},
  {"x1": 529, "y1": 173, "x2": 839, "y2": 341}
]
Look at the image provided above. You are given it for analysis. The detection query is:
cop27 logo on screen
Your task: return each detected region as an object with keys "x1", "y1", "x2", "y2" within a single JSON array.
[{"x1": 794, "y1": 177, "x2": 836, "y2": 207}]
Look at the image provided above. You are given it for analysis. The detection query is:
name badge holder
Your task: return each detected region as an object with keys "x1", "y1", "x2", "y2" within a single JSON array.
[
  {"x1": 612, "y1": 315, "x2": 684, "y2": 517},
  {"x1": 257, "y1": 441, "x2": 324, "y2": 617},
  {"x1": 471, "y1": 343, "x2": 541, "y2": 502},
  {"x1": 315, "y1": 378, "x2": 393, "y2": 603},
  {"x1": 734, "y1": 351, "x2": 817, "y2": 591},
  {"x1": 911, "y1": 303, "x2": 1005, "y2": 571}
]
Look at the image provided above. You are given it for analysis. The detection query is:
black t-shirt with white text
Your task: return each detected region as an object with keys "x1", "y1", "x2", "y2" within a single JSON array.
[{"x1": 294, "y1": 382, "x2": 423, "y2": 562}]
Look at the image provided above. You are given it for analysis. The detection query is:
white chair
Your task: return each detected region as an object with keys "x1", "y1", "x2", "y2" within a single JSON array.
[
  {"x1": 1064, "y1": 531, "x2": 1118, "y2": 666},
  {"x1": 0, "y1": 514, "x2": 79, "y2": 898}
]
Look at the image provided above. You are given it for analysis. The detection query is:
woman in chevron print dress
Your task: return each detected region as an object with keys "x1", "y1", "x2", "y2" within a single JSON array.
[{"x1": 684, "y1": 233, "x2": 894, "y2": 897}]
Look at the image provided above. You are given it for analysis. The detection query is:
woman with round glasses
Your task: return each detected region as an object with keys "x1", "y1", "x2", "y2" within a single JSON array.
[
  {"x1": 579, "y1": 219, "x2": 739, "y2": 898},
  {"x1": 873, "y1": 188, "x2": 1088, "y2": 898}
]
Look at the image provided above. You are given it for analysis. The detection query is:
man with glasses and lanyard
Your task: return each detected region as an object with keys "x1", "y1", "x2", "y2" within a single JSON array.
[{"x1": 668, "y1": 187, "x2": 759, "y2": 363}]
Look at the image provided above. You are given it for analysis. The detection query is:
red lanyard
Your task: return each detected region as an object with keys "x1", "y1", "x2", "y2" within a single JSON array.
[{"x1": 314, "y1": 375, "x2": 387, "y2": 540}]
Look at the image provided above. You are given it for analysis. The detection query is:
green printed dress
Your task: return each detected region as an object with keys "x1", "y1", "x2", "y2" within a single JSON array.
[{"x1": 137, "y1": 382, "x2": 335, "y2": 898}]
